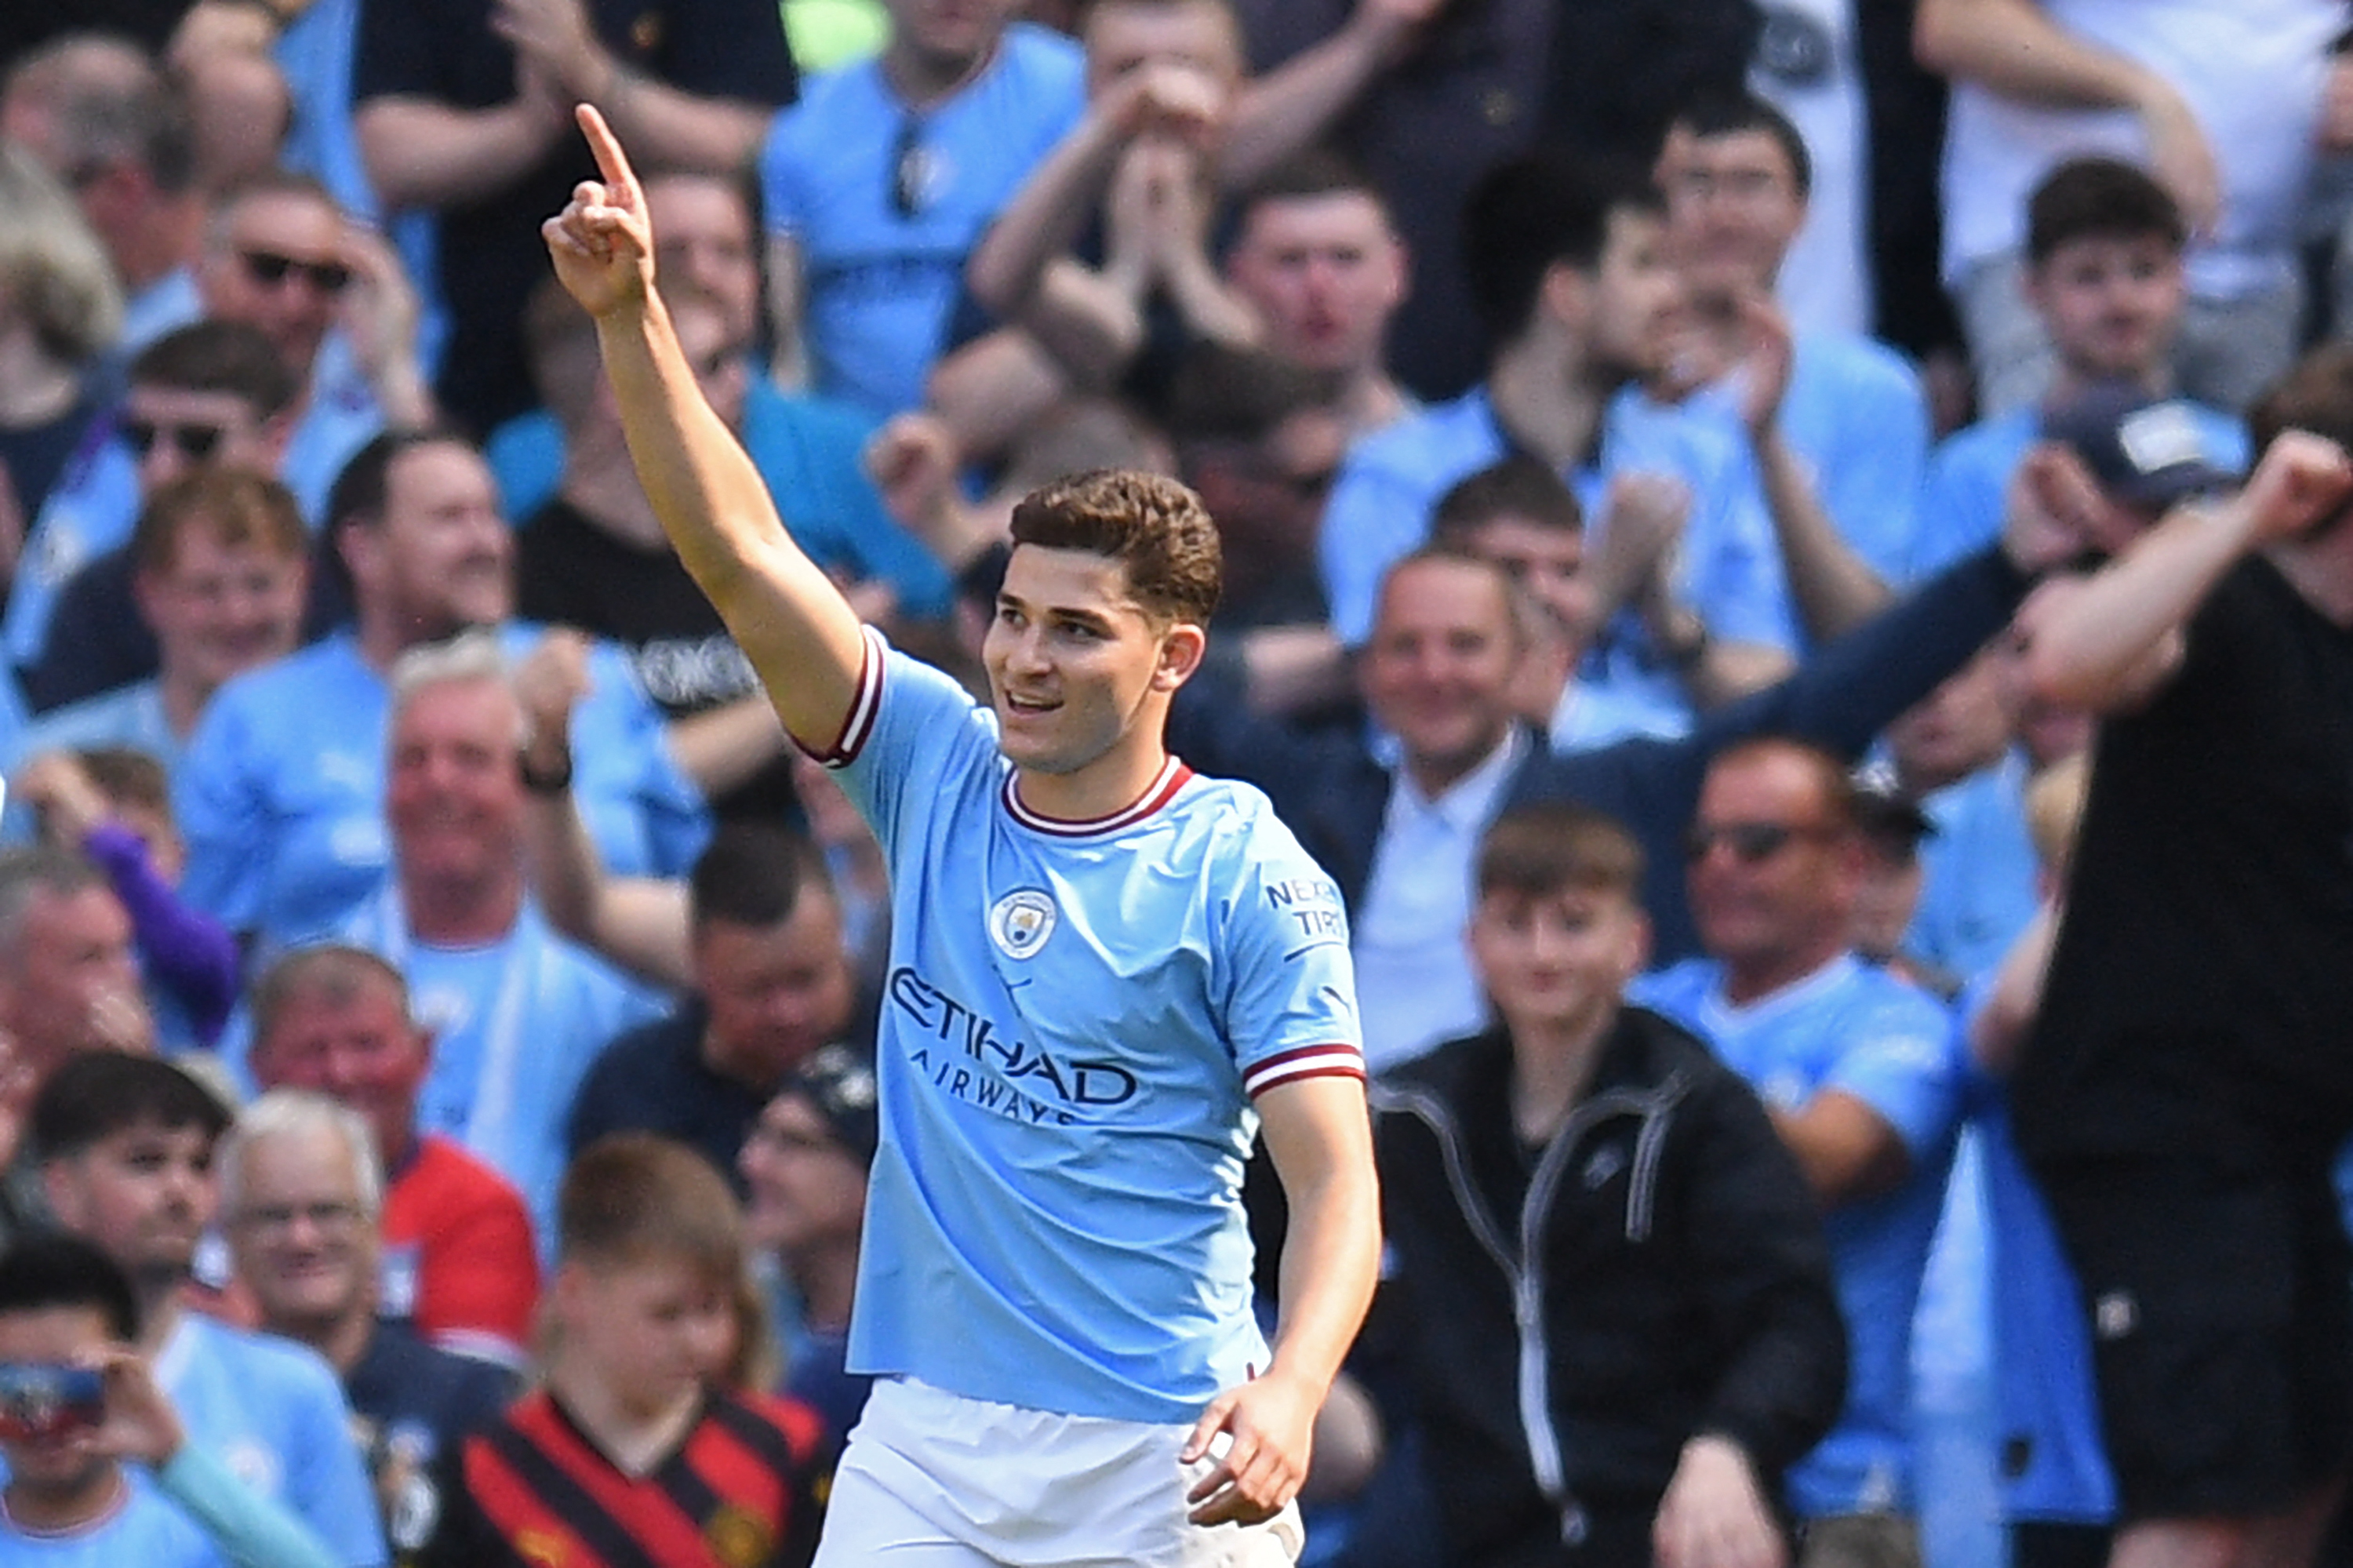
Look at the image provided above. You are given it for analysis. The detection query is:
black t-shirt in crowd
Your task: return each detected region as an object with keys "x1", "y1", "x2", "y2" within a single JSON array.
[
  {"x1": 345, "y1": 1321, "x2": 519, "y2": 1567},
  {"x1": 517, "y1": 497, "x2": 795, "y2": 820},
  {"x1": 2017, "y1": 555, "x2": 2353, "y2": 1166},
  {"x1": 351, "y1": 0, "x2": 795, "y2": 435}
]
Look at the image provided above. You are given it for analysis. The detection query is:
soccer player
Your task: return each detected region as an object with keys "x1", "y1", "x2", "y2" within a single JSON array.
[{"x1": 545, "y1": 104, "x2": 1380, "y2": 1565}]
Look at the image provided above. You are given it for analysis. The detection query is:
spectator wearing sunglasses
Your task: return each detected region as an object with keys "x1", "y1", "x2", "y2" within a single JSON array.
[
  {"x1": 1631, "y1": 737, "x2": 1962, "y2": 1568},
  {"x1": 193, "y1": 172, "x2": 432, "y2": 518},
  {"x1": 3, "y1": 321, "x2": 297, "y2": 710}
]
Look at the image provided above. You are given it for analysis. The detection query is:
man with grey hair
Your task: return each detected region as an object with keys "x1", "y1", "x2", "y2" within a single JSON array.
[
  {"x1": 0, "y1": 846, "x2": 153, "y2": 1086},
  {"x1": 220, "y1": 1089, "x2": 515, "y2": 1566},
  {"x1": 0, "y1": 32, "x2": 204, "y2": 350},
  {"x1": 302, "y1": 631, "x2": 664, "y2": 1243}
]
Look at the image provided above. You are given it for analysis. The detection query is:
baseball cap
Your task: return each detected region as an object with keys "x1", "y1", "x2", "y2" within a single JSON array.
[
  {"x1": 782, "y1": 1043, "x2": 878, "y2": 1166},
  {"x1": 1849, "y1": 762, "x2": 1933, "y2": 846},
  {"x1": 2040, "y1": 380, "x2": 2240, "y2": 508}
]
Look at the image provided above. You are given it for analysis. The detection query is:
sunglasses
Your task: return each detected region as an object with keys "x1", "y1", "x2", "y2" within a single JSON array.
[
  {"x1": 1684, "y1": 820, "x2": 1839, "y2": 865},
  {"x1": 889, "y1": 117, "x2": 929, "y2": 220},
  {"x1": 240, "y1": 248, "x2": 353, "y2": 293},
  {"x1": 123, "y1": 418, "x2": 228, "y2": 462}
]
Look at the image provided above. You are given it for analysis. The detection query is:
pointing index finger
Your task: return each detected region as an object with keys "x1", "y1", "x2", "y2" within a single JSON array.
[{"x1": 575, "y1": 102, "x2": 639, "y2": 198}]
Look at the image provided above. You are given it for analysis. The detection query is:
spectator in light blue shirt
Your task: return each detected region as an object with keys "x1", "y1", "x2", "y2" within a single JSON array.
[
  {"x1": 758, "y1": 2, "x2": 1086, "y2": 417},
  {"x1": 5, "y1": 323, "x2": 298, "y2": 699},
  {"x1": 1632, "y1": 737, "x2": 1962, "y2": 1555},
  {"x1": 1318, "y1": 153, "x2": 1799, "y2": 744},
  {"x1": 1657, "y1": 91, "x2": 1931, "y2": 595},
  {"x1": 32, "y1": 1052, "x2": 388, "y2": 1567},
  {"x1": 1910, "y1": 158, "x2": 2242, "y2": 582},
  {"x1": 5, "y1": 468, "x2": 310, "y2": 791},
  {"x1": 173, "y1": 431, "x2": 707, "y2": 954}
]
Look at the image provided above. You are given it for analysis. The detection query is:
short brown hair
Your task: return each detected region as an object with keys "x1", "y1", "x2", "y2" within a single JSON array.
[
  {"x1": 1477, "y1": 802, "x2": 1645, "y2": 902},
  {"x1": 1430, "y1": 456, "x2": 1583, "y2": 540},
  {"x1": 249, "y1": 945, "x2": 410, "y2": 1054},
  {"x1": 1007, "y1": 468, "x2": 1222, "y2": 626},
  {"x1": 2026, "y1": 158, "x2": 2184, "y2": 266},
  {"x1": 130, "y1": 467, "x2": 307, "y2": 577},
  {"x1": 558, "y1": 1133, "x2": 746, "y2": 1286}
]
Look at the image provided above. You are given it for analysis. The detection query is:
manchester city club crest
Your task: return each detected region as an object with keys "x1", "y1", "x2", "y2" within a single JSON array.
[{"x1": 988, "y1": 888, "x2": 1058, "y2": 958}]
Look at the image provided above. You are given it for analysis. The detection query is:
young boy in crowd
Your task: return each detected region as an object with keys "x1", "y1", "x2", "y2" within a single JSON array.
[
  {"x1": 0, "y1": 1233, "x2": 341, "y2": 1567},
  {"x1": 432, "y1": 1135, "x2": 828, "y2": 1568},
  {"x1": 1376, "y1": 801, "x2": 1847, "y2": 1566}
]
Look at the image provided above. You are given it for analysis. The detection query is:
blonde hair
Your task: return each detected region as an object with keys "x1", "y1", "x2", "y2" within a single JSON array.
[{"x1": 0, "y1": 140, "x2": 123, "y2": 362}]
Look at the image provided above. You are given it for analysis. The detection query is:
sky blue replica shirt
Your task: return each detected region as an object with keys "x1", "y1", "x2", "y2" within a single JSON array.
[
  {"x1": 823, "y1": 630, "x2": 1365, "y2": 1423},
  {"x1": 1319, "y1": 386, "x2": 1795, "y2": 741},
  {"x1": 173, "y1": 629, "x2": 706, "y2": 949},
  {"x1": 1907, "y1": 753, "x2": 2043, "y2": 985},
  {"x1": 1908, "y1": 402, "x2": 2247, "y2": 582},
  {"x1": 157, "y1": 1313, "x2": 387, "y2": 1566},
  {"x1": 0, "y1": 1478, "x2": 216, "y2": 1566},
  {"x1": 1688, "y1": 333, "x2": 1931, "y2": 589},
  {"x1": 759, "y1": 25, "x2": 1084, "y2": 417},
  {"x1": 1633, "y1": 954, "x2": 1962, "y2": 1519}
]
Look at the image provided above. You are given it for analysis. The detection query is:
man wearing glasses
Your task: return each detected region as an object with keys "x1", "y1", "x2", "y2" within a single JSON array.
[
  {"x1": 3, "y1": 320, "x2": 298, "y2": 708},
  {"x1": 1632, "y1": 737, "x2": 1962, "y2": 1568},
  {"x1": 219, "y1": 1090, "x2": 518, "y2": 1568}
]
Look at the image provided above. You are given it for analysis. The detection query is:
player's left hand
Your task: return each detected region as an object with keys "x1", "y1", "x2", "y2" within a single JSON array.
[{"x1": 1180, "y1": 1368, "x2": 1319, "y2": 1526}]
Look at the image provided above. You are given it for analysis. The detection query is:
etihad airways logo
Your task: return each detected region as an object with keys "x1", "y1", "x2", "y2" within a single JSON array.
[{"x1": 889, "y1": 967, "x2": 1141, "y2": 1126}]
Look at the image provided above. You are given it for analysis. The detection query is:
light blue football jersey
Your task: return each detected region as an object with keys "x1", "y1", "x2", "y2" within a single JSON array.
[
  {"x1": 758, "y1": 25, "x2": 1084, "y2": 417},
  {"x1": 156, "y1": 1314, "x2": 387, "y2": 1566},
  {"x1": 823, "y1": 631, "x2": 1364, "y2": 1424},
  {"x1": 1632, "y1": 953, "x2": 1962, "y2": 1519},
  {"x1": 0, "y1": 1476, "x2": 216, "y2": 1566}
]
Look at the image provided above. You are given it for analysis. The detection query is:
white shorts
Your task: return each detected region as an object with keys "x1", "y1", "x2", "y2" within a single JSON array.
[{"x1": 811, "y1": 1377, "x2": 1305, "y2": 1568}]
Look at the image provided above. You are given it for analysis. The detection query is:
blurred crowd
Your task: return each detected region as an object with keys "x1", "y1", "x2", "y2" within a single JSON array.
[{"x1": 0, "y1": 0, "x2": 2350, "y2": 1565}]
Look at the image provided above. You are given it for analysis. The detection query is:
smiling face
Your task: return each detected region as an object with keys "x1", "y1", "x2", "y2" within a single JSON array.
[
  {"x1": 249, "y1": 980, "x2": 430, "y2": 1181},
  {"x1": 385, "y1": 676, "x2": 526, "y2": 900},
  {"x1": 135, "y1": 517, "x2": 308, "y2": 699},
  {"x1": 1359, "y1": 555, "x2": 1522, "y2": 795},
  {"x1": 982, "y1": 544, "x2": 1195, "y2": 783},
  {"x1": 225, "y1": 1125, "x2": 376, "y2": 1339},
  {"x1": 1686, "y1": 746, "x2": 1863, "y2": 996},
  {"x1": 344, "y1": 441, "x2": 513, "y2": 642},
  {"x1": 198, "y1": 186, "x2": 347, "y2": 377}
]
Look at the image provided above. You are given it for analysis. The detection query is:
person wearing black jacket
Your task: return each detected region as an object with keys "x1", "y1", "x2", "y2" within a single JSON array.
[{"x1": 1376, "y1": 800, "x2": 1846, "y2": 1566}]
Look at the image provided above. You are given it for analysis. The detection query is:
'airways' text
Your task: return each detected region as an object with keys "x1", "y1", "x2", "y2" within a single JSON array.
[{"x1": 889, "y1": 968, "x2": 1141, "y2": 1122}]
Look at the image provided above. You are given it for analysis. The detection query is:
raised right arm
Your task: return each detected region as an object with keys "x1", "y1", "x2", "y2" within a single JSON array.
[{"x1": 545, "y1": 105, "x2": 868, "y2": 754}]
